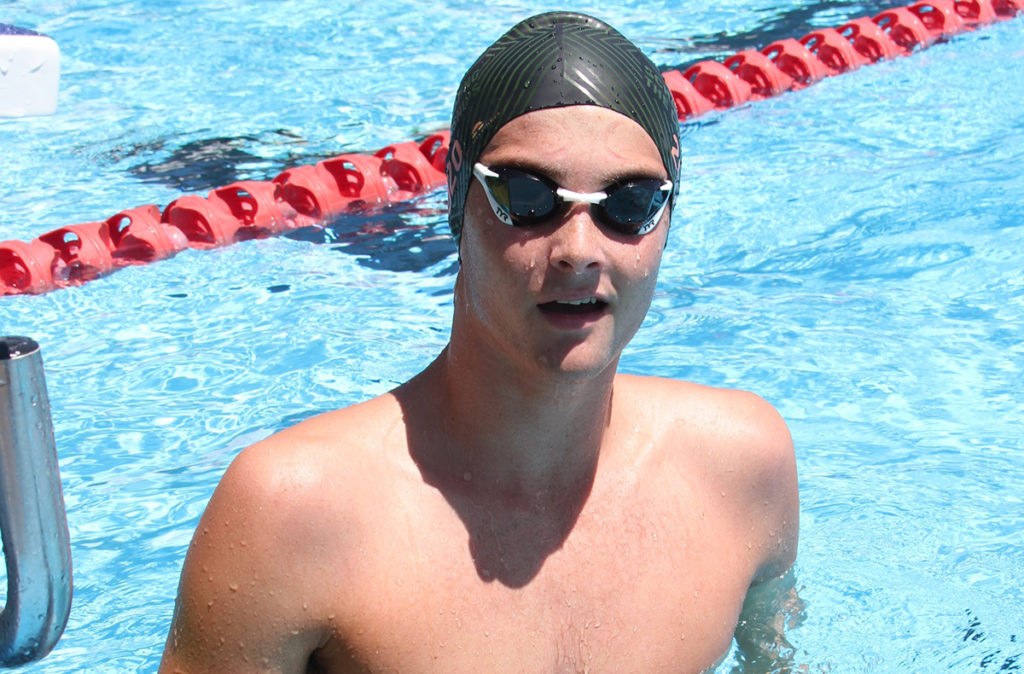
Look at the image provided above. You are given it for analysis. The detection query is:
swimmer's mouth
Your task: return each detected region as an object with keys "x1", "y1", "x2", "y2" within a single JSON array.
[{"x1": 538, "y1": 297, "x2": 608, "y2": 315}]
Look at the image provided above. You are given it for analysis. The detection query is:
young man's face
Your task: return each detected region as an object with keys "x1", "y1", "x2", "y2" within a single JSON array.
[{"x1": 455, "y1": 105, "x2": 671, "y2": 379}]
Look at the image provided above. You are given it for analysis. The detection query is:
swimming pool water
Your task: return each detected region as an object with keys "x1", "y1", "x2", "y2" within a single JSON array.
[{"x1": 2, "y1": 1, "x2": 1023, "y2": 671}]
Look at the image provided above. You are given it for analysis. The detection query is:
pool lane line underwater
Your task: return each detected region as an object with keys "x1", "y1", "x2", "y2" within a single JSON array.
[{"x1": 1, "y1": 0, "x2": 1021, "y2": 297}]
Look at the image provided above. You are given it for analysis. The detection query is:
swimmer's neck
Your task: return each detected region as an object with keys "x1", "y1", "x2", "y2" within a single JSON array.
[{"x1": 399, "y1": 342, "x2": 619, "y2": 500}]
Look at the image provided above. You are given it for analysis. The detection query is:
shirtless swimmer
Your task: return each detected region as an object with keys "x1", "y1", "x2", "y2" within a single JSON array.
[{"x1": 161, "y1": 11, "x2": 799, "y2": 673}]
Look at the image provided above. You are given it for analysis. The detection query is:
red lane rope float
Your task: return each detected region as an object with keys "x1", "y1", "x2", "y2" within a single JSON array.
[
  {"x1": 724, "y1": 50, "x2": 796, "y2": 100},
  {"x1": 2, "y1": 0, "x2": 1020, "y2": 296},
  {"x1": 1, "y1": 132, "x2": 451, "y2": 295},
  {"x1": 798, "y1": 29, "x2": 872, "y2": 74}
]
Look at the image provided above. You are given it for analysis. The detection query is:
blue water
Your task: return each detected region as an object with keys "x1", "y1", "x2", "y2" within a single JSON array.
[{"x1": 2, "y1": 1, "x2": 1023, "y2": 671}]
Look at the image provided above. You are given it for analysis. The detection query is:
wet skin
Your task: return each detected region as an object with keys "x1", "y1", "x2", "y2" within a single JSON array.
[
  {"x1": 160, "y1": 107, "x2": 799, "y2": 673},
  {"x1": 453, "y1": 106, "x2": 671, "y2": 382}
]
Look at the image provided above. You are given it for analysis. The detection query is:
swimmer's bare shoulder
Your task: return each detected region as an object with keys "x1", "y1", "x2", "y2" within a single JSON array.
[
  {"x1": 617, "y1": 373, "x2": 799, "y2": 581},
  {"x1": 160, "y1": 393, "x2": 406, "y2": 674}
]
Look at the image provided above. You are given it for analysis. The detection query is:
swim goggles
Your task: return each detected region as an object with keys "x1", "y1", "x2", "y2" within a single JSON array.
[{"x1": 472, "y1": 162, "x2": 673, "y2": 236}]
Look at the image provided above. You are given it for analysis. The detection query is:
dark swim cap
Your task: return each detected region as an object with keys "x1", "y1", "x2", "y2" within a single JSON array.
[{"x1": 446, "y1": 11, "x2": 681, "y2": 247}]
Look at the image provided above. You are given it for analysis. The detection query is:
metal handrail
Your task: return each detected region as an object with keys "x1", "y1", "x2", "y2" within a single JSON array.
[{"x1": 0, "y1": 337, "x2": 72, "y2": 666}]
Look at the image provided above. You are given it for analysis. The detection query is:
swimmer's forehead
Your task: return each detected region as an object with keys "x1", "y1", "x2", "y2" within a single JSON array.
[{"x1": 480, "y1": 106, "x2": 668, "y2": 183}]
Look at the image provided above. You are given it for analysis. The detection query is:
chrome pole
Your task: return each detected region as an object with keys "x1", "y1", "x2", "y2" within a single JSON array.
[{"x1": 0, "y1": 337, "x2": 72, "y2": 666}]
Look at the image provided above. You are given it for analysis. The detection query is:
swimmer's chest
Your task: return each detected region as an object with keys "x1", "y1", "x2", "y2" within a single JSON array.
[{"x1": 315, "y1": 486, "x2": 750, "y2": 673}]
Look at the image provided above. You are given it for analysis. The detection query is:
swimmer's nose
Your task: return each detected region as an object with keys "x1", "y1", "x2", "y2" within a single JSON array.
[{"x1": 549, "y1": 207, "x2": 606, "y2": 273}]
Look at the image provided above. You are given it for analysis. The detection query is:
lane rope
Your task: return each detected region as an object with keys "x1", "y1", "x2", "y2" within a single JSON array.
[{"x1": 2, "y1": 0, "x2": 1020, "y2": 296}]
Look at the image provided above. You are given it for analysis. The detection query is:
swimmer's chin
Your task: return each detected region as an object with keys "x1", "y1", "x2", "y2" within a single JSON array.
[{"x1": 533, "y1": 347, "x2": 620, "y2": 381}]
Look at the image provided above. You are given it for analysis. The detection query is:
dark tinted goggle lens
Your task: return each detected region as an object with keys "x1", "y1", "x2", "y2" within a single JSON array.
[
  {"x1": 494, "y1": 170, "x2": 558, "y2": 225},
  {"x1": 483, "y1": 167, "x2": 670, "y2": 235},
  {"x1": 600, "y1": 180, "x2": 670, "y2": 234}
]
